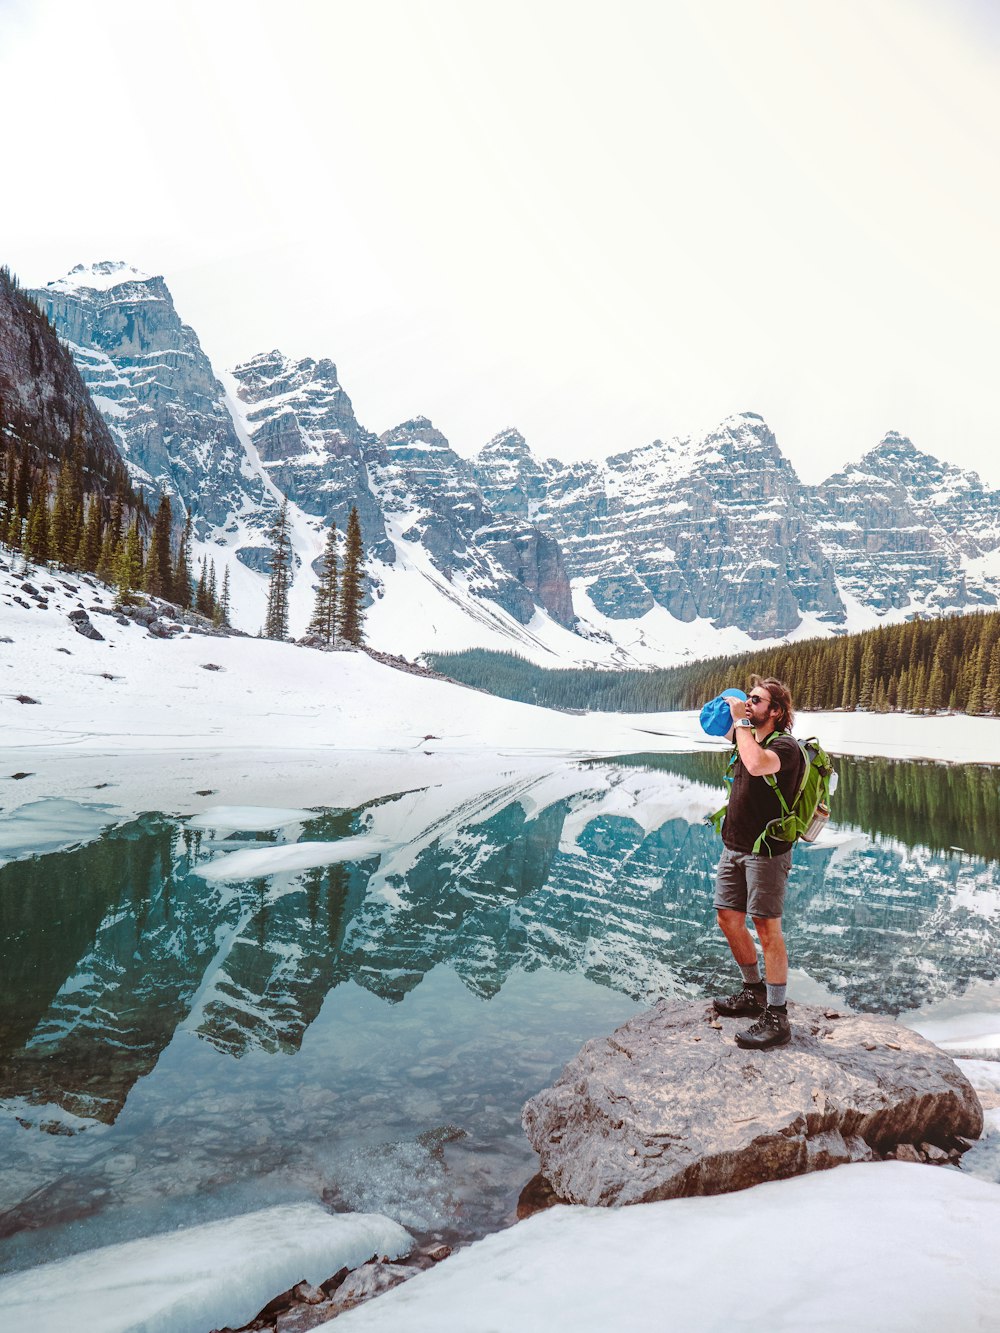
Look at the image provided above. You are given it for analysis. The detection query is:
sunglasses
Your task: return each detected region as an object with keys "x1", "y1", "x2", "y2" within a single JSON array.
[{"x1": 748, "y1": 694, "x2": 771, "y2": 706}]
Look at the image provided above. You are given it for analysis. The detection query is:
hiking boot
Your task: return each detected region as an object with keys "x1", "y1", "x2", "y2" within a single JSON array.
[
  {"x1": 735, "y1": 1005, "x2": 791, "y2": 1050},
  {"x1": 713, "y1": 982, "x2": 766, "y2": 1018}
]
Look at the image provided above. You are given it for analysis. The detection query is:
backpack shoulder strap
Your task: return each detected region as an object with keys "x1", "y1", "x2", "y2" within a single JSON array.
[{"x1": 760, "y1": 731, "x2": 809, "y2": 816}]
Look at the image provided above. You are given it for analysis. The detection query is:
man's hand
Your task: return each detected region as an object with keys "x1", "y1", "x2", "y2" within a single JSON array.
[{"x1": 727, "y1": 696, "x2": 751, "y2": 723}]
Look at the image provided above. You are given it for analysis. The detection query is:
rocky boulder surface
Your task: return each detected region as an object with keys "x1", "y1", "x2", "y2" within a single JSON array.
[{"x1": 522, "y1": 999, "x2": 983, "y2": 1206}]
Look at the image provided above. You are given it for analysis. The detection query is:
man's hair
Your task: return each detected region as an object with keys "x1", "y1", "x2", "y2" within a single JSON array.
[{"x1": 751, "y1": 675, "x2": 794, "y2": 732}]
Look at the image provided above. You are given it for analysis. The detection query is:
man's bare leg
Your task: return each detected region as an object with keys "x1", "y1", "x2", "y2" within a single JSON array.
[
  {"x1": 716, "y1": 908, "x2": 759, "y2": 968},
  {"x1": 735, "y1": 914, "x2": 792, "y2": 1048},
  {"x1": 752, "y1": 915, "x2": 788, "y2": 986},
  {"x1": 712, "y1": 909, "x2": 767, "y2": 1017}
]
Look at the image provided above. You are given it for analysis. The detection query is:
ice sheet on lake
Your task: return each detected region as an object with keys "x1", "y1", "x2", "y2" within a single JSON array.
[
  {"x1": 193, "y1": 835, "x2": 396, "y2": 883},
  {"x1": 187, "y1": 804, "x2": 316, "y2": 831},
  {"x1": 0, "y1": 1203, "x2": 412, "y2": 1333},
  {"x1": 330, "y1": 1164, "x2": 1000, "y2": 1332},
  {"x1": 957, "y1": 1058, "x2": 1000, "y2": 1093},
  {"x1": 911, "y1": 1011, "x2": 1000, "y2": 1052},
  {"x1": 0, "y1": 798, "x2": 119, "y2": 867}
]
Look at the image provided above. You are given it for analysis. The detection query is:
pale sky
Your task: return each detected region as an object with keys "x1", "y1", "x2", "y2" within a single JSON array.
[{"x1": 2, "y1": 0, "x2": 999, "y2": 483}]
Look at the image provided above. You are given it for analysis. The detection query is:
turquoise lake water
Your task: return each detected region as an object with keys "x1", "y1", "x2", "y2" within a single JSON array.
[{"x1": 1, "y1": 752, "x2": 999, "y2": 1273}]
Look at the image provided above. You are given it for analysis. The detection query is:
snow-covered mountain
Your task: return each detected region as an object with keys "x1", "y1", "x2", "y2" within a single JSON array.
[
  {"x1": 472, "y1": 415, "x2": 1000, "y2": 640},
  {"x1": 27, "y1": 261, "x2": 1000, "y2": 664},
  {"x1": 27, "y1": 265, "x2": 594, "y2": 659},
  {"x1": 0, "y1": 267, "x2": 136, "y2": 511},
  {"x1": 227, "y1": 356, "x2": 576, "y2": 634},
  {"x1": 31, "y1": 263, "x2": 275, "y2": 542},
  {"x1": 803, "y1": 432, "x2": 1000, "y2": 617}
]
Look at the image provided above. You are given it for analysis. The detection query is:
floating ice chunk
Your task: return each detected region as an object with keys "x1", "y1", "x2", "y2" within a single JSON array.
[
  {"x1": 187, "y1": 804, "x2": 316, "y2": 832},
  {"x1": 193, "y1": 835, "x2": 395, "y2": 883},
  {"x1": 0, "y1": 1203, "x2": 412, "y2": 1333},
  {"x1": 910, "y1": 1011, "x2": 1000, "y2": 1052},
  {"x1": 328, "y1": 1164, "x2": 1000, "y2": 1331},
  {"x1": 0, "y1": 798, "x2": 118, "y2": 867},
  {"x1": 957, "y1": 1058, "x2": 1000, "y2": 1093}
]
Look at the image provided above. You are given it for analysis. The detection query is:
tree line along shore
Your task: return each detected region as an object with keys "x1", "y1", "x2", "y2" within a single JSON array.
[{"x1": 428, "y1": 609, "x2": 1000, "y2": 718}]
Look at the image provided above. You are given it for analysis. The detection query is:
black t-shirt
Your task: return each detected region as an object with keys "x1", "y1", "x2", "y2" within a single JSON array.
[{"x1": 721, "y1": 733, "x2": 805, "y2": 856}]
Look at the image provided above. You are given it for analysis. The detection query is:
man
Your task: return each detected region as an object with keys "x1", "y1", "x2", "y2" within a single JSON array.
[{"x1": 712, "y1": 676, "x2": 804, "y2": 1050}]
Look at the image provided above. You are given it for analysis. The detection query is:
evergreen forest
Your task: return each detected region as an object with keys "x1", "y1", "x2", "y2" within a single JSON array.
[
  {"x1": 0, "y1": 268, "x2": 233, "y2": 615},
  {"x1": 427, "y1": 609, "x2": 1000, "y2": 718}
]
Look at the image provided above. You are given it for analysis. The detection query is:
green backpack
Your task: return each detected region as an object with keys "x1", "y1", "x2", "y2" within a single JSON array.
[{"x1": 707, "y1": 731, "x2": 836, "y2": 854}]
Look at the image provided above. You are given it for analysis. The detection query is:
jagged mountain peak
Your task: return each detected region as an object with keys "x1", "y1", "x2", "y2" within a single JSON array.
[
  {"x1": 478, "y1": 427, "x2": 533, "y2": 459},
  {"x1": 46, "y1": 260, "x2": 161, "y2": 295},
  {"x1": 864, "y1": 431, "x2": 932, "y2": 467},
  {"x1": 835, "y1": 432, "x2": 983, "y2": 495},
  {"x1": 704, "y1": 410, "x2": 779, "y2": 448},
  {"x1": 380, "y1": 417, "x2": 456, "y2": 454},
  {"x1": 232, "y1": 349, "x2": 347, "y2": 407},
  {"x1": 603, "y1": 412, "x2": 792, "y2": 492},
  {"x1": 32, "y1": 265, "x2": 271, "y2": 535}
]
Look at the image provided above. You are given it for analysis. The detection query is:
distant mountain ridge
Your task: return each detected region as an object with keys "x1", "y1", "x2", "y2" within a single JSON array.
[
  {"x1": 470, "y1": 414, "x2": 1000, "y2": 639},
  {"x1": 26, "y1": 260, "x2": 1000, "y2": 661}
]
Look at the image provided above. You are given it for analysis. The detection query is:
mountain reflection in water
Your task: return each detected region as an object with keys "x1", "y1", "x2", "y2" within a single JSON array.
[{"x1": 1, "y1": 753, "x2": 999, "y2": 1258}]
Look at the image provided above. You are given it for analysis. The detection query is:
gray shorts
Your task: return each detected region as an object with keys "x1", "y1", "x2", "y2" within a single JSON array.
[{"x1": 714, "y1": 846, "x2": 792, "y2": 920}]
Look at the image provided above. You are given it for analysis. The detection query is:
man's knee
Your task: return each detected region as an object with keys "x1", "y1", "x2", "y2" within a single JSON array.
[
  {"x1": 752, "y1": 914, "x2": 784, "y2": 943},
  {"x1": 717, "y1": 908, "x2": 748, "y2": 935}
]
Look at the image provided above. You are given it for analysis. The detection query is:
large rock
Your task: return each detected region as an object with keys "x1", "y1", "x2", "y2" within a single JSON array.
[{"x1": 522, "y1": 999, "x2": 983, "y2": 1206}]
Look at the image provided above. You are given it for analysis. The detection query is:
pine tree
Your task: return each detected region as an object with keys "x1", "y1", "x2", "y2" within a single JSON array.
[
  {"x1": 858, "y1": 642, "x2": 876, "y2": 710},
  {"x1": 77, "y1": 496, "x2": 104, "y2": 571},
  {"x1": 195, "y1": 556, "x2": 210, "y2": 617},
  {"x1": 171, "y1": 512, "x2": 192, "y2": 609},
  {"x1": 966, "y1": 642, "x2": 987, "y2": 714},
  {"x1": 97, "y1": 510, "x2": 121, "y2": 585},
  {"x1": 1, "y1": 450, "x2": 17, "y2": 547},
  {"x1": 49, "y1": 446, "x2": 85, "y2": 565},
  {"x1": 339, "y1": 505, "x2": 365, "y2": 647},
  {"x1": 116, "y1": 517, "x2": 144, "y2": 604},
  {"x1": 219, "y1": 564, "x2": 231, "y2": 627},
  {"x1": 24, "y1": 463, "x2": 50, "y2": 564},
  {"x1": 307, "y1": 521, "x2": 338, "y2": 645},
  {"x1": 264, "y1": 499, "x2": 293, "y2": 640},
  {"x1": 927, "y1": 641, "x2": 948, "y2": 712},
  {"x1": 144, "y1": 494, "x2": 174, "y2": 601},
  {"x1": 13, "y1": 449, "x2": 30, "y2": 544}
]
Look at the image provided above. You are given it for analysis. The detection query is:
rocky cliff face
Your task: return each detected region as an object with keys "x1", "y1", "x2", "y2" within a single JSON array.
[
  {"x1": 228, "y1": 352, "x2": 576, "y2": 628},
  {"x1": 371, "y1": 416, "x2": 575, "y2": 627},
  {"x1": 0, "y1": 268, "x2": 133, "y2": 502},
  {"x1": 229, "y1": 349, "x2": 390, "y2": 560},
  {"x1": 467, "y1": 428, "x2": 555, "y2": 520},
  {"x1": 31, "y1": 259, "x2": 1000, "y2": 653},
  {"x1": 474, "y1": 415, "x2": 1000, "y2": 638},
  {"x1": 475, "y1": 414, "x2": 843, "y2": 637},
  {"x1": 30, "y1": 262, "x2": 272, "y2": 536},
  {"x1": 802, "y1": 432, "x2": 1000, "y2": 616}
]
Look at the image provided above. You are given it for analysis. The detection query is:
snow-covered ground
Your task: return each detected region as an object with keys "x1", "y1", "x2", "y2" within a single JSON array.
[
  {"x1": 4, "y1": 558, "x2": 1000, "y2": 775},
  {"x1": 328, "y1": 1164, "x2": 1000, "y2": 1333}
]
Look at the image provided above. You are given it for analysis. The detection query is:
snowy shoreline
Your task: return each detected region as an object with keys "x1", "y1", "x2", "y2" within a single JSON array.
[{"x1": 5, "y1": 561, "x2": 1000, "y2": 783}]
